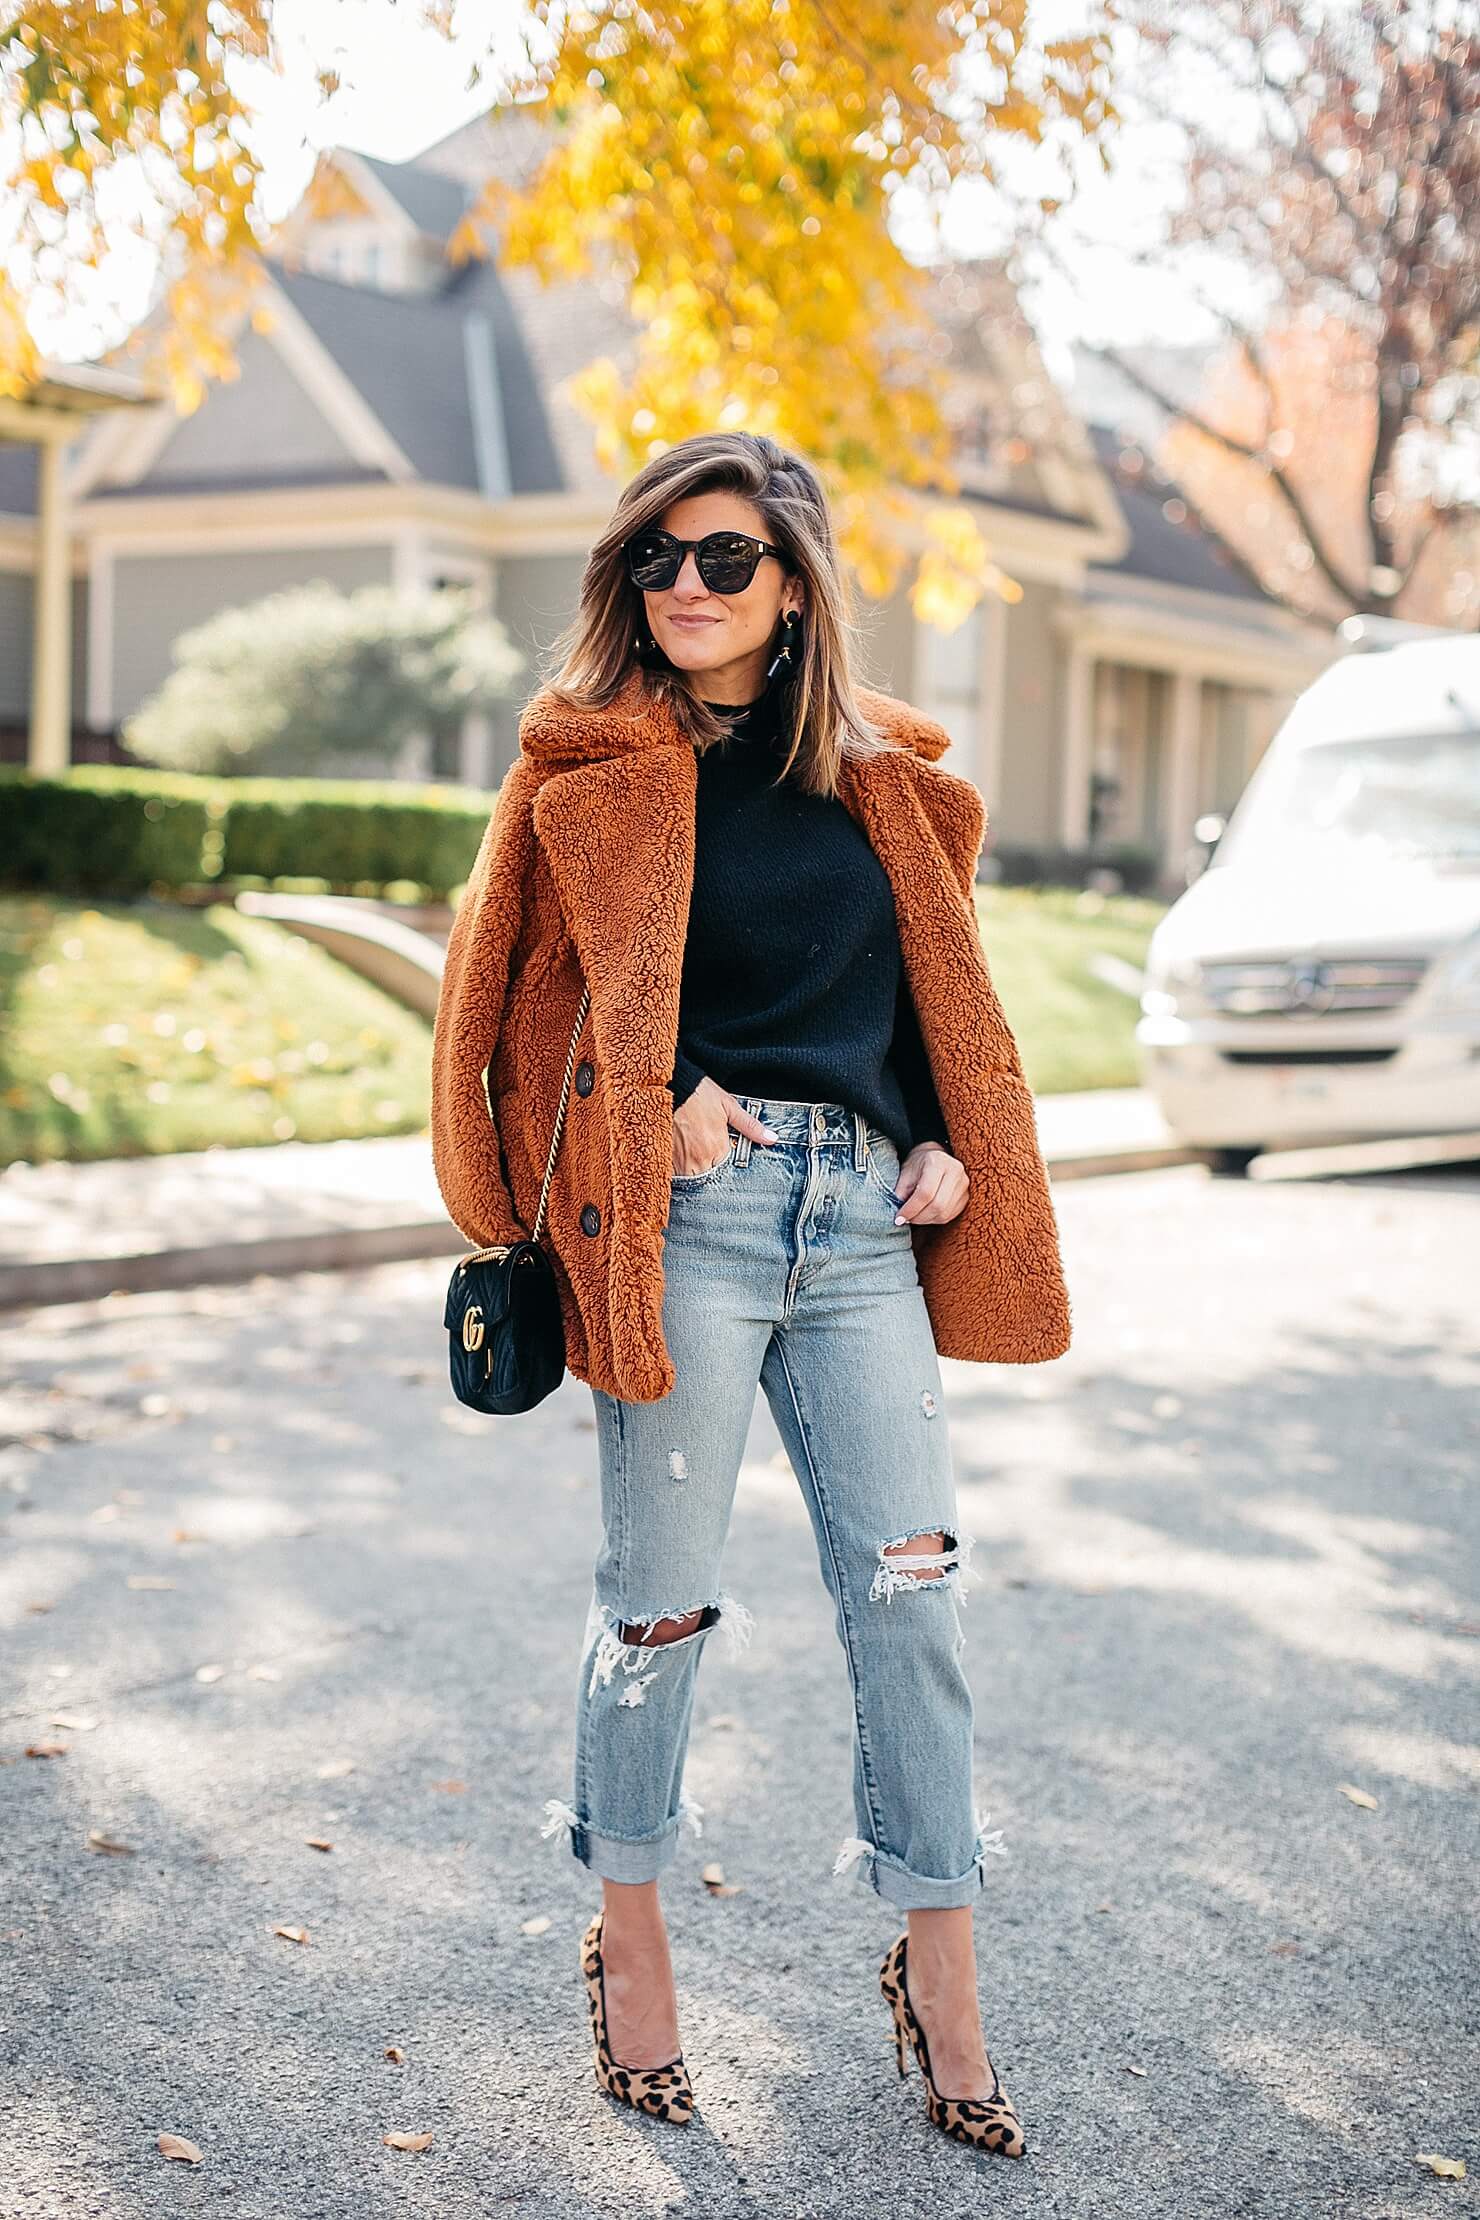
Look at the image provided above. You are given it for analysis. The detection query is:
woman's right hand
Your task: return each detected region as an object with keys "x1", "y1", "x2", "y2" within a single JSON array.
[{"x1": 672, "y1": 1077, "x2": 777, "y2": 1176}]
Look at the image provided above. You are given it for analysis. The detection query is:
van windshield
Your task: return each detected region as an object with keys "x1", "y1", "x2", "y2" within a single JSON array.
[{"x1": 1218, "y1": 731, "x2": 1480, "y2": 868}]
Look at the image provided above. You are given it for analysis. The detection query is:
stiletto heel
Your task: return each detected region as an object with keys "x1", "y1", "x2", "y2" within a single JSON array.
[
  {"x1": 580, "y1": 1909, "x2": 695, "y2": 2124},
  {"x1": 877, "y1": 1929, "x2": 1025, "y2": 2156}
]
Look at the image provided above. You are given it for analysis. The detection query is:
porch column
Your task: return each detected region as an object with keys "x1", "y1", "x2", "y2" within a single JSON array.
[
  {"x1": 458, "y1": 710, "x2": 496, "y2": 789},
  {"x1": 1059, "y1": 642, "x2": 1094, "y2": 848},
  {"x1": 30, "y1": 432, "x2": 72, "y2": 775}
]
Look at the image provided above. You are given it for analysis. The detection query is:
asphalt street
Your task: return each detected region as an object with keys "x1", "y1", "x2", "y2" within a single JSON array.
[{"x1": 3, "y1": 1161, "x2": 1477, "y2": 2220}]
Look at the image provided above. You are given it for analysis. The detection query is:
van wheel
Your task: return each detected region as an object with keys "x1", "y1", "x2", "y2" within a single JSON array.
[{"x1": 1205, "y1": 1146, "x2": 1259, "y2": 1178}]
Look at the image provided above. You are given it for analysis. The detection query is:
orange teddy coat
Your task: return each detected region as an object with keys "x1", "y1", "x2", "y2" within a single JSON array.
[{"x1": 430, "y1": 666, "x2": 1071, "y2": 1403}]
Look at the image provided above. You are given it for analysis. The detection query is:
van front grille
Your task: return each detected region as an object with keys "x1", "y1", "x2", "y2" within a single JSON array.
[
  {"x1": 1202, "y1": 956, "x2": 1428, "y2": 1017},
  {"x1": 1218, "y1": 1048, "x2": 1400, "y2": 1067}
]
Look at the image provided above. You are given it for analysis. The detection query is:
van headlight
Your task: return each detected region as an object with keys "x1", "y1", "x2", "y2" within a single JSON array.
[
  {"x1": 1141, "y1": 957, "x2": 1208, "y2": 1019},
  {"x1": 1432, "y1": 933, "x2": 1480, "y2": 1011}
]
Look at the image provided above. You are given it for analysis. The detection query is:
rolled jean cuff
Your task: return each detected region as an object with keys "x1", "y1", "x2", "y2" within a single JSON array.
[
  {"x1": 543, "y1": 1797, "x2": 702, "y2": 1884},
  {"x1": 836, "y1": 1838, "x2": 994, "y2": 1910}
]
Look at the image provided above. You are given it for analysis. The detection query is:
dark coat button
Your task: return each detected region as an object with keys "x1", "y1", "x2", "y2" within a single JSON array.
[
  {"x1": 580, "y1": 1204, "x2": 601, "y2": 1236},
  {"x1": 575, "y1": 1060, "x2": 595, "y2": 1096}
]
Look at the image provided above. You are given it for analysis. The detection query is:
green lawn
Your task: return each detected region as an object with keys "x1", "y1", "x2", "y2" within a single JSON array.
[
  {"x1": 977, "y1": 884, "x2": 1163, "y2": 1097},
  {"x1": 0, "y1": 884, "x2": 1161, "y2": 1167},
  {"x1": 0, "y1": 895, "x2": 432, "y2": 1166}
]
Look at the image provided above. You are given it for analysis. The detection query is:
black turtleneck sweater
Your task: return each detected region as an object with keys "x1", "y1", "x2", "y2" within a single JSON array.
[{"x1": 665, "y1": 682, "x2": 948, "y2": 1156}]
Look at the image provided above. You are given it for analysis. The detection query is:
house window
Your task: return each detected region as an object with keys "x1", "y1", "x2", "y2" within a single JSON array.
[{"x1": 916, "y1": 600, "x2": 984, "y2": 765}]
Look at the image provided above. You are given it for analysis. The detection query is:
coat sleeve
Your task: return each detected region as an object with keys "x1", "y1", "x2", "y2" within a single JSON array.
[{"x1": 430, "y1": 759, "x2": 537, "y2": 1246}]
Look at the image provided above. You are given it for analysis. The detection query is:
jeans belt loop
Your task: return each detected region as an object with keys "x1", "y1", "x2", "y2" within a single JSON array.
[
  {"x1": 852, "y1": 1109, "x2": 868, "y2": 1174},
  {"x1": 734, "y1": 1098, "x2": 754, "y2": 1166}
]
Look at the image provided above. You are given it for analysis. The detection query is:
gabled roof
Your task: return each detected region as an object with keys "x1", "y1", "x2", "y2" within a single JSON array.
[
  {"x1": 271, "y1": 258, "x2": 563, "y2": 495},
  {"x1": 354, "y1": 153, "x2": 470, "y2": 243},
  {"x1": 1088, "y1": 424, "x2": 1276, "y2": 605}
]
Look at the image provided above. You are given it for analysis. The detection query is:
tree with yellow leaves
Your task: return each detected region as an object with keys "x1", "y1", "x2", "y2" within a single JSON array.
[{"x1": 1, "y1": 0, "x2": 1113, "y2": 618}]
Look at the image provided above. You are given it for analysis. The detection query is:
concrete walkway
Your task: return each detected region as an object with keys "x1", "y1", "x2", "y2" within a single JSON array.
[{"x1": 0, "y1": 1091, "x2": 1194, "y2": 1311}]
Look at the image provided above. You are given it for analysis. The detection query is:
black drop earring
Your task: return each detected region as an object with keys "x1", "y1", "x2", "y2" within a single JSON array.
[
  {"x1": 765, "y1": 609, "x2": 803, "y2": 685},
  {"x1": 634, "y1": 625, "x2": 674, "y2": 672}
]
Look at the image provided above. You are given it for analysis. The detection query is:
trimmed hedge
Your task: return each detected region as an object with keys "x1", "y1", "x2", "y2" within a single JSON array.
[
  {"x1": 0, "y1": 765, "x2": 496, "y2": 902},
  {"x1": 984, "y1": 841, "x2": 1163, "y2": 895},
  {"x1": 219, "y1": 777, "x2": 491, "y2": 898},
  {"x1": 0, "y1": 768, "x2": 222, "y2": 895}
]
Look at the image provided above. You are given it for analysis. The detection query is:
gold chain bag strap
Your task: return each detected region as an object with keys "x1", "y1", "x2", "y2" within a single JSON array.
[{"x1": 443, "y1": 980, "x2": 591, "y2": 1415}]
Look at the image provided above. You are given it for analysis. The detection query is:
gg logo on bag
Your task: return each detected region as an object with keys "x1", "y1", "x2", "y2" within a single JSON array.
[{"x1": 461, "y1": 1306, "x2": 485, "y2": 1353}]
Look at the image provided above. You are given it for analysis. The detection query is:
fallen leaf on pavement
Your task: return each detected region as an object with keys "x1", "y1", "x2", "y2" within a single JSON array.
[
  {"x1": 87, "y1": 1830, "x2": 135, "y2": 1856},
  {"x1": 52, "y1": 1713, "x2": 100, "y2": 1732},
  {"x1": 317, "y1": 1758, "x2": 355, "y2": 1780},
  {"x1": 382, "y1": 2131, "x2": 433, "y2": 2152},
  {"x1": 127, "y1": 1576, "x2": 176, "y2": 1592},
  {"x1": 430, "y1": 1779, "x2": 466, "y2": 1795},
  {"x1": 272, "y1": 1925, "x2": 310, "y2": 1945},
  {"x1": 25, "y1": 1601, "x2": 54, "y2": 1614},
  {"x1": 305, "y1": 1838, "x2": 333, "y2": 1853},
  {"x1": 172, "y1": 1529, "x2": 208, "y2": 1545},
  {"x1": 194, "y1": 1664, "x2": 226, "y2": 1684},
  {"x1": 1415, "y1": 2154, "x2": 1466, "y2": 2180},
  {"x1": 1337, "y1": 1782, "x2": 1379, "y2": 1810},
  {"x1": 25, "y1": 1742, "x2": 68, "y2": 1759},
  {"x1": 1125, "y1": 2065, "x2": 1147, "y2": 2077},
  {"x1": 157, "y1": 2134, "x2": 203, "y2": 2164},
  {"x1": 385, "y1": 2047, "x2": 405, "y2": 2064}
]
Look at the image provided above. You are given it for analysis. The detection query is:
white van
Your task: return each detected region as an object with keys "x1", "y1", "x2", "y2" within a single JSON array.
[{"x1": 1136, "y1": 623, "x2": 1480, "y2": 1171}]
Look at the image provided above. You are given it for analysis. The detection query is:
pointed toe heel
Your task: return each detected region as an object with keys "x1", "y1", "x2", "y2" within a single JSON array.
[
  {"x1": 877, "y1": 1929, "x2": 1025, "y2": 2158},
  {"x1": 580, "y1": 1910, "x2": 694, "y2": 2125}
]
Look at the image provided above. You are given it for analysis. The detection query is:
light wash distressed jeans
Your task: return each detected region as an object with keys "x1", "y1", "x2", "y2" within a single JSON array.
[{"x1": 540, "y1": 1097, "x2": 1004, "y2": 1910}]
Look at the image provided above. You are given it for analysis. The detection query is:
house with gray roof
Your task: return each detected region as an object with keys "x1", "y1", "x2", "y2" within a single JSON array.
[{"x1": 0, "y1": 124, "x2": 1332, "y2": 886}]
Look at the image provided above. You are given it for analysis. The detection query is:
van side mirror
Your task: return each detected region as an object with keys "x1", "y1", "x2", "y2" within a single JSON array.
[{"x1": 1184, "y1": 812, "x2": 1227, "y2": 886}]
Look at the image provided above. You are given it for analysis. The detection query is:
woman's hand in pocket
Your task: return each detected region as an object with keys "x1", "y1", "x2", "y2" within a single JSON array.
[
  {"x1": 672, "y1": 1078, "x2": 776, "y2": 1176},
  {"x1": 892, "y1": 1142, "x2": 969, "y2": 1226}
]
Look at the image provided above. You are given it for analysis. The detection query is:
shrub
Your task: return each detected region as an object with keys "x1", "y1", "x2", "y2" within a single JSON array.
[
  {"x1": 124, "y1": 580, "x2": 523, "y2": 775},
  {"x1": 219, "y1": 778, "x2": 491, "y2": 898},
  {"x1": 983, "y1": 841, "x2": 1163, "y2": 895},
  {"x1": 0, "y1": 767, "x2": 222, "y2": 894},
  {"x1": 0, "y1": 767, "x2": 495, "y2": 901}
]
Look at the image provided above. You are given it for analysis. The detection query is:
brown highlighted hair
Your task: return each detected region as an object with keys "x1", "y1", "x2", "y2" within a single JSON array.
[{"x1": 539, "y1": 430, "x2": 889, "y2": 796}]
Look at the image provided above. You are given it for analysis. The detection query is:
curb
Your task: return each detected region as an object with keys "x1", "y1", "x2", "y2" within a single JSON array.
[
  {"x1": 0, "y1": 1219, "x2": 466, "y2": 1313},
  {"x1": 1046, "y1": 1143, "x2": 1202, "y2": 1181},
  {"x1": 0, "y1": 1145, "x2": 1196, "y2": 1313}
]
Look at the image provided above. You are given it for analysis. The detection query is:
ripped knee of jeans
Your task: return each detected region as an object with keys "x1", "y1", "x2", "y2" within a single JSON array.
[
  {"x1": 868, "y1": 1526, "x2": 981, "y2": 1605},
  {"x1": 584, "y1": 1591, "x2": 756, "y2": 1698}
]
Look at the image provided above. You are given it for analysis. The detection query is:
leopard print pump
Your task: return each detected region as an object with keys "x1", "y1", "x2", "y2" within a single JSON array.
[
  {"x1": 878, "y1": 1929, "x2": 1025, "y2": 2157},
  {"x1": 580, "y1": 1909, "x2": 695, "y2": 2125}
]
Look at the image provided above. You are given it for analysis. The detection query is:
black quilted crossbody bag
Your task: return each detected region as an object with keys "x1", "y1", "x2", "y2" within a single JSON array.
[{"x1": 443, "y1": 981, "x2": 591, "y2": 1416}]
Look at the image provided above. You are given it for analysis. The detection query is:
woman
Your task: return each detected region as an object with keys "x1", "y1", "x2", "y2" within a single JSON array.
[{"x1": 430, "y1": 431, "x2": 1070, "y2": 2157}]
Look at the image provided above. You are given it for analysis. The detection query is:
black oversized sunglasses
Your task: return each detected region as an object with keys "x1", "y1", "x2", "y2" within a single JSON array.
[{"x1": 622, "y1": 527, "x2": 788, "y2": 595}]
